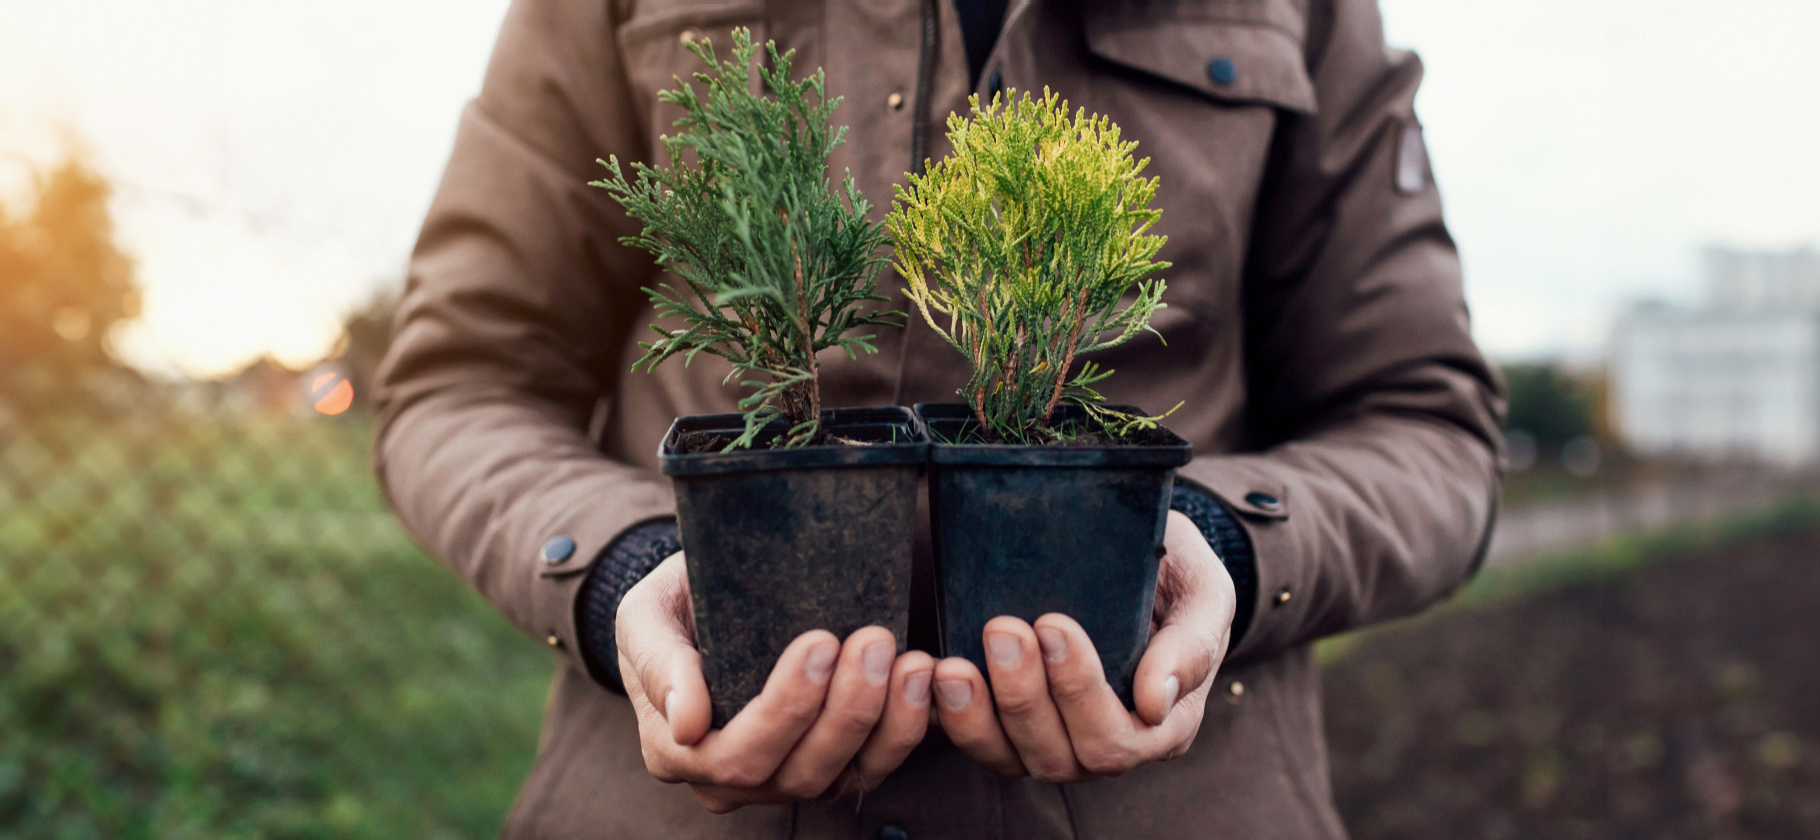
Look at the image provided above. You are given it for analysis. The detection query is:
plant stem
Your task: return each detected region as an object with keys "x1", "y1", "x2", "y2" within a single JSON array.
[
  {"x1": 790, "y1": 227, "x2": 822, "y2": 435},
  {"x1": 1041, "y1": 285, "x2": 1090, "y2": 426}
]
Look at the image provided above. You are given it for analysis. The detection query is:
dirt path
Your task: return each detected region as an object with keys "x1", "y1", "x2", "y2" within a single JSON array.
[
  {"x1": 1485, "y1": 469, "x2": 1818, "y2": 568},
  {"x1": 1324, "y1": 525, "x2": 1820, "y2": 839}
]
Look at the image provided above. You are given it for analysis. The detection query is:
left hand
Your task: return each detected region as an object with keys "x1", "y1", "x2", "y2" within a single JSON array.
[{"x1": 932, "y1": 510, "x2": 1236, "y2": 781}]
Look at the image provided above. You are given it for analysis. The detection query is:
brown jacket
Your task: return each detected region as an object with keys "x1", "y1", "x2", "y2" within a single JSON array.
[{"x1": 374, "y1": 0, "x2": 1504, "y2": 836}]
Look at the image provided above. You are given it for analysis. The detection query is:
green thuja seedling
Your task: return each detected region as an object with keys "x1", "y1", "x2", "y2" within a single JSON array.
[
  {"x1": 592, "y1": 29, "x2": 901, "y2": 449},
  {"x1": 886, "y1": 89, "x2": 1176, "y2": 444}
]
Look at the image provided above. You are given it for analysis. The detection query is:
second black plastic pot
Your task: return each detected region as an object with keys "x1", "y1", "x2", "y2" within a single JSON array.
[
  {"x1": 916, "y1": 403, "x2": 1192, "y2": 706},
  {"x1": 660, "y1": 406, "x2": 928, "y2": 727}
]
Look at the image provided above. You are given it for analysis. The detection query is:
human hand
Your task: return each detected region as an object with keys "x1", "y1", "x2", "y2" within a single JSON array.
[
  {"x1": 615, "y1": 552, "x2": 936, "y2": 812},
  {"x1": 931, "y1": 510, "x2": 1235, "y2": 781}
]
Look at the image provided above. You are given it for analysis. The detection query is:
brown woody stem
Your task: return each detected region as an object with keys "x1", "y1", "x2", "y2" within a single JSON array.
[
  {"x1": 1041, "y1": 286, "x2": 1090, "y2": 426},
  {"x1": 783, "y1": 217, "x2": 821, "y2": 439}
]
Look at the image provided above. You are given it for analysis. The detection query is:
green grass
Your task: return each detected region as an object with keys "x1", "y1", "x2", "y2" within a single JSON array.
[{"x1": 1, "y1": 409, "x2": 551, "y2": 839}]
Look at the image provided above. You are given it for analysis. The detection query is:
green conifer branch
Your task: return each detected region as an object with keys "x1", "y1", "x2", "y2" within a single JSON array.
[
  {"x1": 886, "y1": 89, "x2": 1173, "y2": 443},
  {"x1": 590, "y1": 29, "x2": 902, "y2": 449}
]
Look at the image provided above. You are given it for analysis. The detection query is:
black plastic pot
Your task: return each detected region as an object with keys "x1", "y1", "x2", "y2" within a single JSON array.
[
  {"x1": 660, "y1": 406, "x2": 928, "y2": 727},
  {"x1": 916, "y1": 403, "x2": 1192, "y2": 706}
]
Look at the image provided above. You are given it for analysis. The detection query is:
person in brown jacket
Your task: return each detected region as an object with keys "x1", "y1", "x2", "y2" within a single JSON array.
[{"x1": 374, "y1": 0, "x2": 1505, "y2": 837}]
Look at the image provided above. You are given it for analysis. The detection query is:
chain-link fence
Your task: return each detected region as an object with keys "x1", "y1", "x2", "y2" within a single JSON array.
[{"x1": 0, "y1": 374, "x2": 549, "y2": 839}]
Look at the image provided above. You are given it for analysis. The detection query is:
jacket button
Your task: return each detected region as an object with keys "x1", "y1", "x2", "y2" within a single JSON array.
[
  {"x1": 987, "y1": 70, "x2": 1004, "y2": 101},
  {"x1": 546, "y1": 634, "x2": 563, "y2": 649},
  {"x1": 1273, "y1": 586, "x2": 1293, "y2": 606},
  {"x1": 679, "y1": 28, "x2": 701, "y2": 45},
  {"x1": 887, "y1": 91, "x2": 905, "y2": 111},
  {"x1": 541, "y1": 535, "x2": 576, "y2": 565},
  {"x1": 1244, "y1": 491, "x2": 1281, "y2": 512},
  {"x1": 1207, "y1": 57, "x2": 1238, "y2": 86},
  {"x1": 880, "y1": 826, "x2": 909, "y2": 840}
]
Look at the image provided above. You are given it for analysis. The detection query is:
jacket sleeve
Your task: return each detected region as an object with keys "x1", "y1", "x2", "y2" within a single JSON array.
[
  {"x1": 372, "y1": 0, "x2": 675, "y2": 677},
  {"x1": 1176, "y1": 0, "x2": 1506, "y2": 663}
]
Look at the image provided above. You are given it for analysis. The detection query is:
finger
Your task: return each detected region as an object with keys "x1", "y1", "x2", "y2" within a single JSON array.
[
  {"x1": 616, "y1": 555, "x2": 712, "y2": 747},
  {"x1": 1137, "y1": 516, "x2": 1235, "y2": 727},
  {"x1": 667, "y1": 630, "x2": 840, "y2": 788},
  {"x1": 1156, "y1": 511, "x2": 1231, "y2": 627},
  {"x1": 931, "y1": 656, "x2": 1024, "y2": 776},
  {"x1": 1033, "y1": 613, "x2": 1164, "y2": 776},
  {"x1": 769, "y1": 626, "x2": 897, "y2": 799},
  {"x1": 980, "y1": 616, "x2": 1086, "y2": 783},
  {"x1": 847, "y1": 649, "x2": 936, "y2": 792},
  {"x1": 1132, "y1": 621, "x2": 1223, "y2": 727}
]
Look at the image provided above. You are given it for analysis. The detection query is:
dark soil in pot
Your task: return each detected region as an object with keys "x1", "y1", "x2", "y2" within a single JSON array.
[
  {"x1": 915, "y1": 402, "x2": 1192, "y2": 706},
  {"x1": 661, "y1": 406, "x2": 928, "y2": 727}
]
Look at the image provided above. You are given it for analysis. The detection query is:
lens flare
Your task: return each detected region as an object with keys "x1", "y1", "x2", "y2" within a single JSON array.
[{"x1": 310, "y1": 372, "x2": 354, "y2": 416}]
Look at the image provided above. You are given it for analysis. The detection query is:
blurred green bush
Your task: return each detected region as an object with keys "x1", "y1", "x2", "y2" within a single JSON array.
[{"x1": 0, "y1": 404, "x2": 550, "y2": 839}]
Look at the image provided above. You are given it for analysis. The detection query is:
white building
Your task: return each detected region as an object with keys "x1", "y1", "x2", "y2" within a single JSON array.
[
  {"x1": 1611, "y1": 247, "x2": 1820, "y2": 466},
  {"x1": 1703, "y1": 245, "x2": 1820, "y2": 312}
]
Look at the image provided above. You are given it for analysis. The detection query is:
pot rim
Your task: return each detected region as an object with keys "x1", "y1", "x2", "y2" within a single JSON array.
[
  {"x1": 914, "y1": 402, "x2": 1192, "y2": 468},
  {"x1": 659, "y1": 406, "x2": 929, "y2": 477}
]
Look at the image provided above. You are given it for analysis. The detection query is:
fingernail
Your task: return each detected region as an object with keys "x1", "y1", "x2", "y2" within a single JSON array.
[
  {"x1": 935, "y1": 679, "x2": 972, "y2": 710},
  {"x1": 986, "y1": 633, "x2": 1022, "y2": 668},
  {"x1": 1036, "y1": 626, "x2": 1068, "y2": 663},
  {"x1": 805, "y1": 640, "x2": 839, "y2": 684},
  {"x1": 663, "y1": 689, "x2": 676, "y2": 722},
  {"x1": 904, "y1": 671, "x2": 932, "y2": 706},
  {"x1": 862, "y1": 640, "x2": 894, "y2": 686},
  {"x1": 1161, "y1": 675, "x2": 1180, "y2": 715}
]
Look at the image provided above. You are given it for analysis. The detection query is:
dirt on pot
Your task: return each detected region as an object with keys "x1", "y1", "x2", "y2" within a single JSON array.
[
  {"x1": 941, "y1": 421, "x2": 1182, "y2": 448},
  {"x1": 670, "y1": 429, "x2": 879, "y2": 454}
]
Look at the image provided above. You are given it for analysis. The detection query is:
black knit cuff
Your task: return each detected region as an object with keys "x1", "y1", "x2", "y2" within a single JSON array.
[
  {"x1": 1170, "y1": 483, "x2": 1258, "y2": 649},
  {"x1": 575, "y1": 518, "x2": 683, "y2": 692}
]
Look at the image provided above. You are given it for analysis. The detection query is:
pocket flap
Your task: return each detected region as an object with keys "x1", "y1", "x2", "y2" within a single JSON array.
[{"x1": 1086, "y1": 17, "x2": 1316, "y2": 115}]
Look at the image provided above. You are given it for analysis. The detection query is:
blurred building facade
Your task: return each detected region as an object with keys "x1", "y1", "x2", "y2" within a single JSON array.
[
  {"x1": 1703, "y1": 245, "x2": 1820, "y2": 312},
  {"x1": 1613, "y1": 247, "x2": 1820, "y2": 465}
]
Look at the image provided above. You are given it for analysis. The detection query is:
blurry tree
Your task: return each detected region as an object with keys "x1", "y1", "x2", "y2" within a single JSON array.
[
  {"x1": 0, "y1": 153, "x2": 139, "y2": 396},
  {"x1": 1502, "y1": 363, "x2": 1598, "y2": 458}
]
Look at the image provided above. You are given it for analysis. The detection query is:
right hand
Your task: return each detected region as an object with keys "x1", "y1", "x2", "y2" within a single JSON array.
[{"x1": 615, "y1": 552, "x2": 936, "y2": 813}]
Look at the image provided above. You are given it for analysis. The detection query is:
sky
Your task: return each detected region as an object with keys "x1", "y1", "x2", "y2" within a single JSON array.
[
  {"x1": 2, "y1": 0, "x2": 1817, "y2": 376},
  {"x1": 0, "y1": 1, "x2": 512, "y2": 376}
]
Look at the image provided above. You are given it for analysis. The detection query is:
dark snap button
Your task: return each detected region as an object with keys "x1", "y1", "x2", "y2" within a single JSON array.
[
  {"x1": 880, "y1": 826, "x2": 909, "y2": 840},
  {"x1": 1244, "y1": 491, "x2": 1281, "y2": 511},
  {"x1": 1207, "y1": 57, "x2": 1238, "y2": 86},
  {"x1": 541, "y1": 535, "x2": 577, "y2": 565}
]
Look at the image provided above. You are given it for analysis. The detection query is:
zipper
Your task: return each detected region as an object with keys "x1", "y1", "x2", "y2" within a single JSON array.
[{"x1": 911, "y1": 0, "x2": 937, "y2": 175}]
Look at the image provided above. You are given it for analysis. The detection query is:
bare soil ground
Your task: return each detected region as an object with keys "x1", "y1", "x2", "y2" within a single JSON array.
[{"x1": 1323, "y1": 525, "x2": 1820, "y2": 840}]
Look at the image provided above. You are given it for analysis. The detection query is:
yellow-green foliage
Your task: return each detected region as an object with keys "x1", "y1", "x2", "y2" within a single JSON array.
[{"x1": 887, "y1": 89, "x2": 1171, "y2": 442}]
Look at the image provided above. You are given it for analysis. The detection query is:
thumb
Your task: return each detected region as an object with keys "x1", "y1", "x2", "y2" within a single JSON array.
[{"x1": 617, "y1": 553, "x2": 713, "y2": 744}]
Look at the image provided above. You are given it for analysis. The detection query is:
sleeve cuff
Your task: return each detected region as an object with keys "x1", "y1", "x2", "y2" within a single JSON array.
[
  {"x1": 574, "y1": 518, "x2": 683, "y2": 692},
  {"x1": 1170, "y1": 481, "x2": 1259, "y2": 650}
]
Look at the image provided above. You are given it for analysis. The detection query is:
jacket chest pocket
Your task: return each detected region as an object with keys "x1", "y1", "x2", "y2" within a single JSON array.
[
  {"x1": 616, "y1": 3, "x2": 767, "y2": 164},
  {"x1": 1077, "y1": 3, "x2": 1316, "y2": 329}
]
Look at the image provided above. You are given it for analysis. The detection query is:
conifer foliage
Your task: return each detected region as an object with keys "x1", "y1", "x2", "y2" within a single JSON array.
[
  {"x1": 887, "y1": 90, "x2": 1173, "y2": 443},
  {"x1": 592, "y1": 29, "x2": 900, "y2": 449}
]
